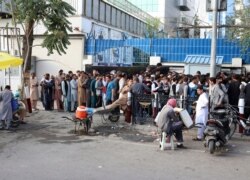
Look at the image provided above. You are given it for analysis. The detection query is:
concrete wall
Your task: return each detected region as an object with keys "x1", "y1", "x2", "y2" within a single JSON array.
[
  {"x1": 64, "y1": 0, "x2": 83, "y2": 15},
  {"x1": 32, "y1": 37, "x2": 84, "y2": 81},
  {"x1": 184, "y1": 64, "x2": 221, "y2": 75}
]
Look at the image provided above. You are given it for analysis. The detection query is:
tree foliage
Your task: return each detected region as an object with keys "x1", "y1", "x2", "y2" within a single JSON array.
[
  {"x1": 227, "y1": 0, "x2": 250, "y2": 52},
  {"x1": 12, "y1": 0, "x2": 75, "y2": 56},
  {"x1": 145, "y1": 17, "x2": 161, "y2": 38}
]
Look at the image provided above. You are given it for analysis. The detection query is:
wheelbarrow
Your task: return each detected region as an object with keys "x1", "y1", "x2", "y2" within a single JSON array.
[{"x1": 62, "y1": 114, "x2": 92, "y2": 135}]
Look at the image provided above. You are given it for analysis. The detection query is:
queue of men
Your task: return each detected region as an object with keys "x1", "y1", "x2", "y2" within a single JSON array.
[
  {"x1": 1, "y1": 66, "x2": 250, "y2": 139},
  {"x1": 35, "y1": 68, "x2": 250, "y2": 123}
]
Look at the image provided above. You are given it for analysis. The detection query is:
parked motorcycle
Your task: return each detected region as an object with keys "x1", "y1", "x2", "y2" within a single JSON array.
[
  {"x1": 204, "y1": 109, "x2": 230, "y2": 154},
  {"x1": 226, "y1": 105, "x2": 250, "y2": 138}
]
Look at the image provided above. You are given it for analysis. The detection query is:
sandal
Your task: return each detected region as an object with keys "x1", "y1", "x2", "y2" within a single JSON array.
[{"x1": 192, "y1": 137, "x2": 202, "y2": 141}]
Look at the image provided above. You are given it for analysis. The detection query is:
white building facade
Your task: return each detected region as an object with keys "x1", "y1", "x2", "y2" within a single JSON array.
[
  {"x1": 128, "y1": 0, "x2": 197, "y2": 38},
  {"x1": 0, "y1": 0, "x2": 153, "y2": 89}
]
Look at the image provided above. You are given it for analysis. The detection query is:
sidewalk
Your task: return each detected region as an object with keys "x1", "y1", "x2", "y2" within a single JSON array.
[{"x1": 6, "y1": 104, "x2": 250, "y2": 154}]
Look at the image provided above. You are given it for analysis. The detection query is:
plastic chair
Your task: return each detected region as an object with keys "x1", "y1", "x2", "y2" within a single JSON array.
[{"x1": 159, "y1": 132, "x2": 175, "y2": 150}]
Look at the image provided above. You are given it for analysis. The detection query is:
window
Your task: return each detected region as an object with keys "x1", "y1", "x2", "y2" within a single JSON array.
[
  {"x1": 93, "y1": 0, "x2": 99, "y2": 20},
  {"x1": 86, "y1": 0, "x2": 92, "y2": 17},
  {"x1": 100, "y1": 2, "x2": 105, "y2": 22},
  {"x1": 106, "y1": 5, "x2": 111, "y2": 24}
]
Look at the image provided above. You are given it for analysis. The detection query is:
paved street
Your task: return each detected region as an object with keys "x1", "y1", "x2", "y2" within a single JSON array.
[{"x1": 1, "y1": 109, "x2": 250, "y2": 180}]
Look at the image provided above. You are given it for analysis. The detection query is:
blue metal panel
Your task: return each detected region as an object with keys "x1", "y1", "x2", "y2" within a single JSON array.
[{"x1": 85, "y1": 38, "x2": 250, "y2": 65}]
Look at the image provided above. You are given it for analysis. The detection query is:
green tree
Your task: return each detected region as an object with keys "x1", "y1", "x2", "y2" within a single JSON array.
[
  {"x1": 9, "y1": 0, "x2": 75, "y2": 72},
  {"x1": 227, "y1": 0, "x2": 250, "y2": 52},
  {"x1": 145, "y1": 17, "x2": 161, "y2": 38}
]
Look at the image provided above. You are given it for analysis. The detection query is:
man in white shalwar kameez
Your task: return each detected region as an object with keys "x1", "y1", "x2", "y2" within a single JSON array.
[
  {"x1": 62, "y1": 75, "x2": 71, "y2": 112},
  {"x1": 193, "y1": 85, "x2": 209, "y2": 141},
  {"x1": 70, "y1": 74, "x2": 78, "y2": 111}
]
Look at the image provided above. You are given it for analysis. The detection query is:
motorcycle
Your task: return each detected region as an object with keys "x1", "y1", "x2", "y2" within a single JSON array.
[
  {"x1": 226, "y1": 104, "x2": 250, "y2": 138},
  {"x1": 204, "y1": 108, "x2": 231, "y2": 154}
]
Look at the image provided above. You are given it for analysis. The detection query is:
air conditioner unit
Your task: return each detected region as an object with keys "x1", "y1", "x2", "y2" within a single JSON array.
[
  {"x1": 206, "y1": 0, "x2": 227, "y2": 12},
  {"x1": 178, "y1": 0, "x2": 187, "y2": 6},
  {"x1": 177, "y1": 0, "x2": 189, "y2": 11}
]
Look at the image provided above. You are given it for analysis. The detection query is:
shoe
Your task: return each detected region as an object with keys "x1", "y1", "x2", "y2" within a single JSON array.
[
  {"x1": 5, "y1": 127, "x2": 15, "y2": 131},
  {"x1": 20, "y1": 121, "x2": 27, "y2": 124},
  {"x1": 176, "y1": 144, "x2": 187, "y2": 149},
  {"x1": 192, "y1": 137, "x2": 202, "y2": 141},
  {"x1": 153, "y1": 122, "x2": 158, "y2": 127}
]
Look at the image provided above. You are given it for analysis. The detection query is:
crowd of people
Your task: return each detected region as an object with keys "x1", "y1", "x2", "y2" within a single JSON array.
[{"x1": 1, "y1": 65, "x2": 250, "y2": 146}]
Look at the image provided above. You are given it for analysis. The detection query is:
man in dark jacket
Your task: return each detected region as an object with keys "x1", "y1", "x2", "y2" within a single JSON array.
[
  {"x1": 244, "y1": 82, "x2": 250, "y2": 120},
  {"x1": 131, "y1": 77, "x2": 151, "y2": 124},
  {"x1": 227, "y1": 74, "x2": 240, "y2": 109}
]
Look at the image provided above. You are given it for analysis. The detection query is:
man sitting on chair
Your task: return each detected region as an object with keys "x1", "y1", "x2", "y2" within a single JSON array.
[{"x1": 156, "y1": 98, "x2": 187, "y2": 149}]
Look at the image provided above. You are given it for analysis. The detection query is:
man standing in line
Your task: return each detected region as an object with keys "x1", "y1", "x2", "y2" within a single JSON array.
[
  {"x1": 55, "y1": 70, "x2": 64, "y2": 111},
  {"x1": 227, "y1": 74, "x2": 240, "y2": 109},
  {"x1": 244, "y1": 80, "x2": 250, "y2": 122},
  {"x1": 131, "y1": 77, "x2": 151, "y2": 124},
  {"x1": 30, "y1": 72, "x2": 39, "y2": 111},
  {"x1": 41, "y1": 73, "x2": 53, "y2": 111},
  {"x1": 77, "y1": 71, "x2": 87, "y2": 106},
  {"x1": 193, "y1": 85, "x2": 209, "y2": 141},
  {"x1": 62, "y1": 74, "x2": 71, "y2": 112},
  {"x1": 105, "y1": 75, "x2": 113, "y2": 105},
  {"x1": 70, "y1": 74, "x2": 78, "y2": 111},
  {"x1": 0, "y1": 85, "x2": 13, "y2": 130}
]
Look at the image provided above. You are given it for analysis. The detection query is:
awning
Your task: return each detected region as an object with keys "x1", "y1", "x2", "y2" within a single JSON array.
[
  {"x1": 184, "y1": 55, "x2": 223, "y2": 65},
  {"x1": 0, "y1": 52, "x2": 23, "y2": 69}
]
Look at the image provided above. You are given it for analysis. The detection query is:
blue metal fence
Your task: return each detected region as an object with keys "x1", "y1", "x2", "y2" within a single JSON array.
[{"x1": 86, "y1": 38, "x2": 250, "y2": 65}]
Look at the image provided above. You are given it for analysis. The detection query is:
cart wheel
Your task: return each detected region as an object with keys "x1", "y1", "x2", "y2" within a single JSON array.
[{"x1": 108, "y1": 114, "x2": 120, "y2": 122}]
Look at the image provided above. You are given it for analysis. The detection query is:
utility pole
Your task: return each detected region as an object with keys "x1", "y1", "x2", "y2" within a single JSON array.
[{"x1": 210, "y1": 0, "x2": 218, "y2": 77}]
